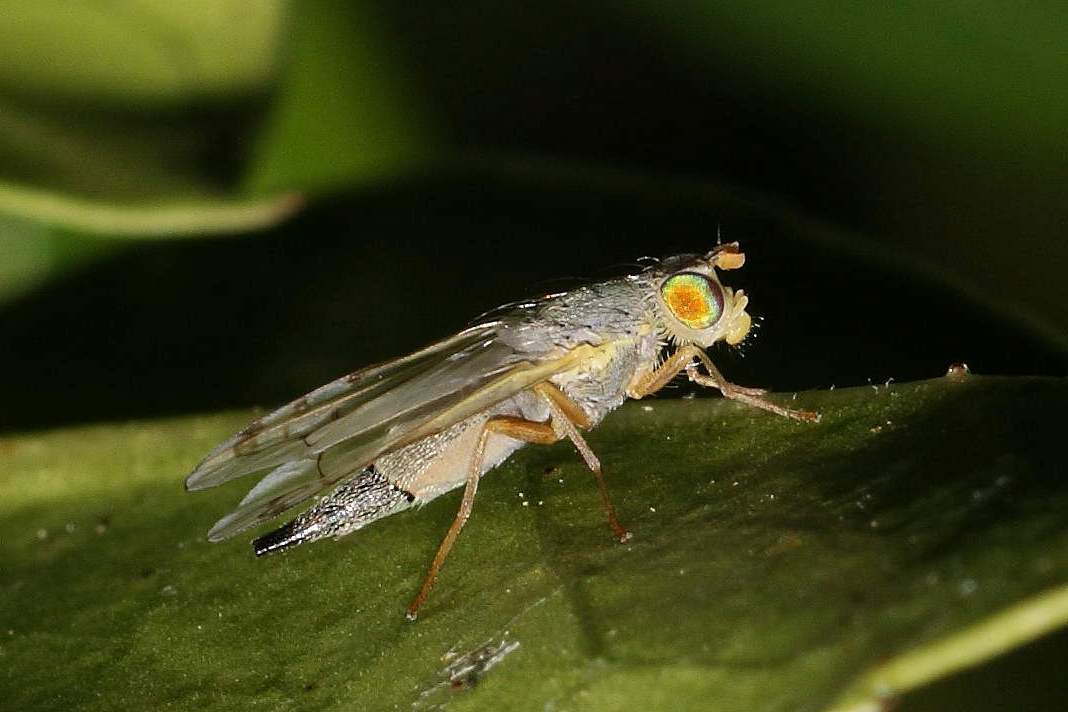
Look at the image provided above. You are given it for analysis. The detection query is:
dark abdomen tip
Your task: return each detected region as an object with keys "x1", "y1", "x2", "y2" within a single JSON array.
[{"x1": 253, "y1": 520, "x2": 302, "y2": 557}]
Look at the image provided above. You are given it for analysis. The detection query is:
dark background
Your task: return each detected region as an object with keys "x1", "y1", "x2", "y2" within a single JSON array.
[
  {"x1": 2, "y1": 2, "x2": 1066, "y2": 431},
  {"x1": 2, "y1": 178, "x2": 1065, "y2": 432}
]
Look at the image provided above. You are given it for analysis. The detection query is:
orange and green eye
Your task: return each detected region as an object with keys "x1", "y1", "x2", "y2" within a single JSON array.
[{"x1": 660, "y1": 272, "x2": 724, "y2": 329}]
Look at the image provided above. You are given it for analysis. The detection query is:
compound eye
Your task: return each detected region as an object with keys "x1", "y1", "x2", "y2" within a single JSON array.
[{"x1": 660, "y1": 272, "x2": 724, "y2": 330}]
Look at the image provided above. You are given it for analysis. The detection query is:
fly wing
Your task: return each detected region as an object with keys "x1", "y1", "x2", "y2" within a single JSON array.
[
  {"x1": 186, "y1": 324, "x2": 501, "y2": 491},
  {"x1": 187, "y1": 321, "x2": 596, "y2": 541}
]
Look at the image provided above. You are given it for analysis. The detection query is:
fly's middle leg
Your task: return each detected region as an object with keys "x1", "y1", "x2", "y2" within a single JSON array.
[
  {"x1": 534, "y1": 383, "x2": 631, "y2": 544},
  {"x1": 406, "y1": 384, "x2": 632, "y2": 620}
]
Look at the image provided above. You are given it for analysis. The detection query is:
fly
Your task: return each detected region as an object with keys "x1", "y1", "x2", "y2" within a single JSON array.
[{"x1": 185, "y1": 243, "x2": 818, "y2": 618}]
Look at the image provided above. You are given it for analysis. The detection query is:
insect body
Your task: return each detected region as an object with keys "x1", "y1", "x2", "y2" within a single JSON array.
[{"x1": 185, "y1": 243, "x2": 817, "y2": 618}]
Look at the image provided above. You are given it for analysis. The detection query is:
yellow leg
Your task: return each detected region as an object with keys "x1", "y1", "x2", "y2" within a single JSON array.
[
  {"x1": 534, "y1": 383, "x2": 631, "y2": 543},
  {"x1": 629, "y1": 344, "x2": 819, "y2": 423},
  {"x1": 534, "y1": 381, "x2": 593, "y2": 428},
  {"x1": 406, "y1": 414, "x2": 559, "y2": 620},
  {"x1": 406, "y1": 383, "x2": 632, "y2": 619}
]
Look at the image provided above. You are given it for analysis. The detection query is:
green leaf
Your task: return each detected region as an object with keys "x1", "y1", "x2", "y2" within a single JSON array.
[
  {"x1": 242, "y1": 0, "x2": 436, "y2": 195},
  {"x1": 0, "y1": 182, "x2": 304, "y2": 238},
  {"x1": 0, "y1": 0, "x2": 301, "y2": 240},
  {"x1": 0, "y1": 1, "x2": 283, "y2": 105},
  {"x1": 0, "y1": 214, "x2": 112, "y2": 303},
  {"x1": 630, "y1": 2, "x2": 1068, "y2": 158},
  {"x1": 0, "y1": 0, "x2": 436, "y2": 306},
  {"x1": 0, "y1": 0, "x2": 432, "y2": 245},
  {"x1": 2, "y1": 375, "x2": 1066, "y2": 710}
]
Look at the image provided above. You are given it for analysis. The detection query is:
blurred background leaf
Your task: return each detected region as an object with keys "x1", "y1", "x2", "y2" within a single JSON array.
[
  {"x1": 0, "y1": 0, "x2": 293, "y2": 294},
  {"x1": 0, "y1": 0, "x2": 293, "y2": 206},
  {"x1": 0, "y1": 1, "x2": 281, "y2": 103},
  {"x1": 243, "y1": 0, "x2": 435, "y2": 195}
]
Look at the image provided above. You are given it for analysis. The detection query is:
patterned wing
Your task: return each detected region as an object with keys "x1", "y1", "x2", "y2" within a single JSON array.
[{"x1": 186, "y1": 323, "x2": 595, "y2": 541}]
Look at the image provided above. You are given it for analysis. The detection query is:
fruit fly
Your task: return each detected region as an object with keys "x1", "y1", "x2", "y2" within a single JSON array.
[{"x1": 185, "y1": 243, "x2": 817, "y2": 618}]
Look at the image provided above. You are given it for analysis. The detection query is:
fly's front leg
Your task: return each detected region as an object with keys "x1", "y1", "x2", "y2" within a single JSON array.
[
  {"x1": 406, "y1": 415, "x2": 559, "y2": 620},
  {"x1": 687, "y1": 349, "x2": 819, "y2": 422},
  {"x1": 627, "y1": 344, "x2": 709, "y2": 399},
  {"x1": 629, "y1": 344, "x2": 818, "y2": 422},
  {"x1": 534, "y1": 383, "x2": 631, "y2": 543}
]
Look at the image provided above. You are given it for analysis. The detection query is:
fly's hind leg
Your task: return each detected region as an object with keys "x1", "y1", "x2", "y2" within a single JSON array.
[
  {"x1": 407, "y1": 414, "x2": 559, "y2": 620},
  {"x1": 629, "y1": 344, "x2": 819, "y2": 423}
]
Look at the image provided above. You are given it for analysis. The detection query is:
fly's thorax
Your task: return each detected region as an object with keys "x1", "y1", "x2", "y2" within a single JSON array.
[
  {"x1": 492, "y1": 277, "x2": 658, "y2": 423},
  {"x1": 550, "y1": 328, "x2": 659, "y2": 425},
  {"x1": 495, "y1": 278, "x2": 650, "y2": 356}
]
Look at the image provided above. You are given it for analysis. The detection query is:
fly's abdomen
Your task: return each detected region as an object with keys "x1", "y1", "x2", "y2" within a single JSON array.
[
  {"x1": 253, "y1": 393, "x2": 546, "y2": 556},
  {"x1": 253, "y1": 465, "x2": 415, "y2": 556}
]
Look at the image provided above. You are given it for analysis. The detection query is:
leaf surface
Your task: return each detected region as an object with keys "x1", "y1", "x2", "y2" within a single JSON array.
[{"x1": 2, "y1": 375, "x2": 1066, "y2": 710}]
